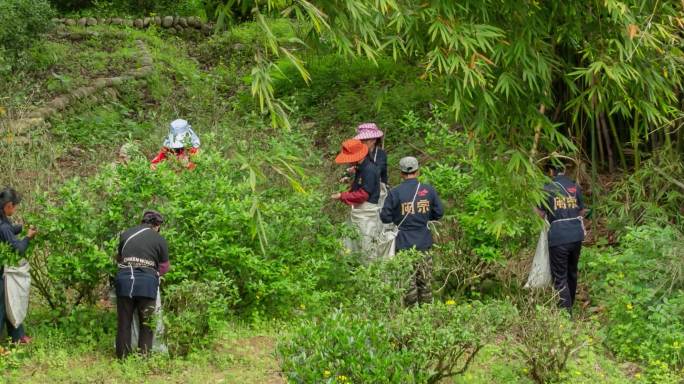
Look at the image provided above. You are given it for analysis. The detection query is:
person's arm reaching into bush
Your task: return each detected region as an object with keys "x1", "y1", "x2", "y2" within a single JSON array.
[
  {"x1": 158, "y1": 237, "x2": 170, "y2": 276},
  {"x1": 430, "y1": 190, "x2": 444, "y2": 221},
  {"x1": 339, "y1": 188, "x2": 370, "y2": 206}
]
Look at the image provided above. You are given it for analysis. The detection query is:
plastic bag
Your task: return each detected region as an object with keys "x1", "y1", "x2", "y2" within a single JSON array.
[
  {"x1": 4, "y1": 260, "x2": 31, "y2": 328},
  {"x1": 376, "y1": 226, "x2": 398, "y2": 261},
  {"x1": 344, "y1": 202, "x2": 382, "y2": 262},
  {"x1": 132, "y1": 287, "x2": 167, "y2": 353},
  {"x1": 524, "y1": 224, "x2": 552, "y2": 289},
  {"x1": 111, "y1": 286, "x2": 167, "y2": 354}
]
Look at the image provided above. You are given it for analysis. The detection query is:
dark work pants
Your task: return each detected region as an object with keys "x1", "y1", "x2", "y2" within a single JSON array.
[
  {"x1": 549, "y1": 241, "x2": 582, "y2": 311},
  {"x1": 0, "y1": 272, "x2": 26, "y2": 342},
  {"x1": 403, "y1": 252, "x2": 433, "y2": 307},
  {"x1": 116, "y1": 296, "x2": 155, "y2": 359}
]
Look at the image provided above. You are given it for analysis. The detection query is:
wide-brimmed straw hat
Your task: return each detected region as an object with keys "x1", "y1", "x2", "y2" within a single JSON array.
[
  {"x1": 354, "y1": 123, "x2": 384, "y2": 140},
  {"x1": 335, "y1": 139, "x2": 369, "y2": 164},
  {"x1": 163, "y1": 119, "x2": 201, "y2": 149}
]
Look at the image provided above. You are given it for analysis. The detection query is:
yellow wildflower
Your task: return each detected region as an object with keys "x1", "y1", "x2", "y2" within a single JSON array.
[
  {"x1": 323, "y1": 370, "x2": 331, "y2": 378},
  {"x1": 626, "y1": 303, "x2": 633, "y2": 311},
  {"x1": 445, "y1": 299, "x2": 456, "y2": 306},
  {"x1": 337, "y1": 375, "x2": 348, "y2": 382},
  {"x1": 300, "y1": 304, "x2": 306, "y2": 310},
  {"x1": 635, "y1": 373, "x2": 641, "y2": 379}
]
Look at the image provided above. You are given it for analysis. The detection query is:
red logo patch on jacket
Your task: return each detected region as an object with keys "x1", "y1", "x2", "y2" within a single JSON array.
[
  {"x1": 567, "y1": 186, "x2": 577, "y2": 194},
  {"x1": 418, "y1": 188, "x2": 429, "y2": 197}
]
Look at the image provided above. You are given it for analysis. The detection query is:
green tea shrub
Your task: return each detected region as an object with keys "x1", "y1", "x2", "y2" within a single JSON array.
[
  {"x1": 583, "y1": 225, "x2": 684, "y2": 377},
  {"x1": 414, "y1": 111, "x2": 542, "y2": 298},
  {"x1": 280, "y1": 309, "x2": 418, "y2": 384},
  {"x1": 0, "y1": 0, "x2": 55, "y2": 75},
  {"x1": 512, "y1": 297, "x2": 585, "y2": 384},
  {"x1": 27, "y1": 149, "x2": 351, "y2": 323},
  {"x1": 393, "y1": 300, "x2": 516, "y2": 384},
  {"x1": 279, "y1": 300, "x2": 515, "y2": 384},
  {"x1": 163, "y1": 278, "x2": 239, "y2": 356},
  {"x1": 346, "y1": 249, "x2": 422, "y2": 318}
]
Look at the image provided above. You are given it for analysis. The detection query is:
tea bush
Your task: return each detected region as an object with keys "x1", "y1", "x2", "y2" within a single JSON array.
[
  {"x1": 412, "y1": 111, "x2": 542, "y2": 298},
  {"x1": 279, "y1": 299, "x2": 516, "y2": 384},
  {"x1": 163, "y1": 279, "x2": 240, "y2": 356},
  {"x1": 512, "y1": 296, "x2": 586, "y2": 384},
  {"x1": 0, "y1": 0, "x2": 55, "y2": 75},
  {"x1": 583, "y1": 225, "x2": 684, "y2": 377},
  {"x1": 26, "y1": 149, "x2": 351, "y2": 323}
]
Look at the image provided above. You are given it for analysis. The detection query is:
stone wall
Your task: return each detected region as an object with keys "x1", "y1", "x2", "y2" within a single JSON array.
[
  {"x1": 52, "y1": 16, "x2": 214, "y2": 35},
  {"x1": 2, "y1": 39, "x2": 154, "y2": 138}
]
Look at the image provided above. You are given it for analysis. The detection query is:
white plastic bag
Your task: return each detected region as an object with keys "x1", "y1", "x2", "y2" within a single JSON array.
[
  {"x1": 4, "y1": 260, "x2": 31, "y2": 328},
  {"x1": 344, "y1": 202, "x2": 382, "y2": 262},
  {"x1": 112, "y1": 286, "x2": 167, "y2": 353},
  {"x1": 132, "y1": 287, "x2": 167, "y2": 353},
  {"x1": 524, "y1": 224, "x2": 552, "y2": 289},
  {"x1": 376, "y1": 226, "x2": 398, "y2": 261}
]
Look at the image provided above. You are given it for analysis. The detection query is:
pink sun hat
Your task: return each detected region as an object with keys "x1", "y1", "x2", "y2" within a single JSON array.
[{"x1": 354, "y1": 123, "x2": 384, "y2": 140}]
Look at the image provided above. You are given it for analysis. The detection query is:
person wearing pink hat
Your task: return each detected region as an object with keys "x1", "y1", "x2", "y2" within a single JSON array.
[{"x1": 354, "y1": 123, "x2": 388, "y2": 185}]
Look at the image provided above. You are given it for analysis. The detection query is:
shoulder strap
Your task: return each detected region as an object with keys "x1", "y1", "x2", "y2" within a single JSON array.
[
  {"x1": 398, "y1": 183, "x2": 421, "y2": 229},
  {"x1": 121, "y1": 227, "x2": 150, "y2": 254},
  {"x1": 553, "y1": 181, "x2": 573, "y2": 196}
]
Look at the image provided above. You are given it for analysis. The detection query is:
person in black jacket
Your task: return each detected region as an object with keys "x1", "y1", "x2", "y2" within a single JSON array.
[
  {"x1": 381, "y1": 157, "x2": 444, "y2": 305},
  {"x1": 535, "y1": 163, "x2": 587, "y2": 313},
  {"x1": 354, "y1": 123, "x2": 388, "y2": 185},
  {"x1": 115, "y1": 210, "x2": 170, "y2": 358},
  {"x1": 0, "y1": 188, "x2": 37, "y2": 344}
]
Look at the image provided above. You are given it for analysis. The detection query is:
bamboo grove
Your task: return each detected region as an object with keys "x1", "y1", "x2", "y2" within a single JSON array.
[{"x1": 209, "y1": 0, "x2": 684, "y2": 174}]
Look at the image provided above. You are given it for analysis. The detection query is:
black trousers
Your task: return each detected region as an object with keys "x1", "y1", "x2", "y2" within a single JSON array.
[
  {"x1": 116, "y1": 296, "x2": 155, "y2": 359},
  {"x1": 549, "y1": 241, "x2": 582, "y2": 311}
]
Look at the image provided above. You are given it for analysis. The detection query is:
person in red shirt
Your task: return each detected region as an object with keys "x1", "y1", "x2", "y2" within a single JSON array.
[
  {"x1": 150, "y1": 119, "x2": 200, "y2": 170},
  {"x1": 331, "y1": 139, "x2": 381, "y2": 206},
  {"x1": 331, "y1": 139, "x2": 382, "y2": 261}
]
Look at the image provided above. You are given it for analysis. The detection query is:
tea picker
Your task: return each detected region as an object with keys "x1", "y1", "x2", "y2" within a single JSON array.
[
  {"x1": 150, "y1": 119, "x2": 201, "y2": 170},
  {"x1": 0, "y1": 187, "x2": 37, "y2": 345},
  {"x1": 533, "y1": 161, "x2": 587, "y2": 313},
  {"x1": 331, "y1": 139, "x2": 382, "y2": 263},
  {"x1": 379, "y1": 157, "x2": 444, "y2": 305},
  {"x1": 114, "y1": 210, "x2": 170, "y2": 358}
]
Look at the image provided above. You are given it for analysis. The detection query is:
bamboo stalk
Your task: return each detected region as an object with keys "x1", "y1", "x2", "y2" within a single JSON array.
[
  {"x1": 600, "y1": 112, "x2": 615, "y2": 172},
  {"x1": 608, "y1": 114, "x2": 627, "y2": 170},
  {"x1": 529, "y1": 104, "x2": 547, "y2": 161},
  {"x1": 632, "y1": 114, "x2": 641, "y2": 171},
  {"x1": 593, "y1": 116, "x2": 604, "y2": 170}
]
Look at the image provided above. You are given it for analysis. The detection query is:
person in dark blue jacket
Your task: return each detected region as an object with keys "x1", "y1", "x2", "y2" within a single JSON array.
[
  {"x1": 535, "y1": 163, "x2": 587, "y2": 312},
  {"x1": 381, "y1": 157, "x2": 444, "y2": 305},
  {"x1": 0, "y1": 188, "x2": 37, "y2": 344}
]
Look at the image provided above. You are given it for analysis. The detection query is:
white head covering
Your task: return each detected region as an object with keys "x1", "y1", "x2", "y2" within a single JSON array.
[{"x1": 163, "y1": 119, "x2": 200, "y2": 149}]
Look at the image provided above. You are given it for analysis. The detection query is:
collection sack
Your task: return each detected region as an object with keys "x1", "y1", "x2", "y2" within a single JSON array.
[
  {"x1": 4, "y1": 260, "x2": 31, "y2": 328},
  {"x1": 524, "y1": 223, "x2": 552, "y2": 289}
]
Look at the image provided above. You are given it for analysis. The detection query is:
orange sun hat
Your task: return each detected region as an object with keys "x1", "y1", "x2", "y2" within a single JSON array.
[{"x1": 335, "y1": 139, "x2": 369, "y2": 164}]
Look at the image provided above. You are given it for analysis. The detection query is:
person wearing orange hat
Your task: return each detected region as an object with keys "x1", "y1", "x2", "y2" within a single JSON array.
[{"x1": 332, "y1": 139, "x2": 382, "y2": 260}]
